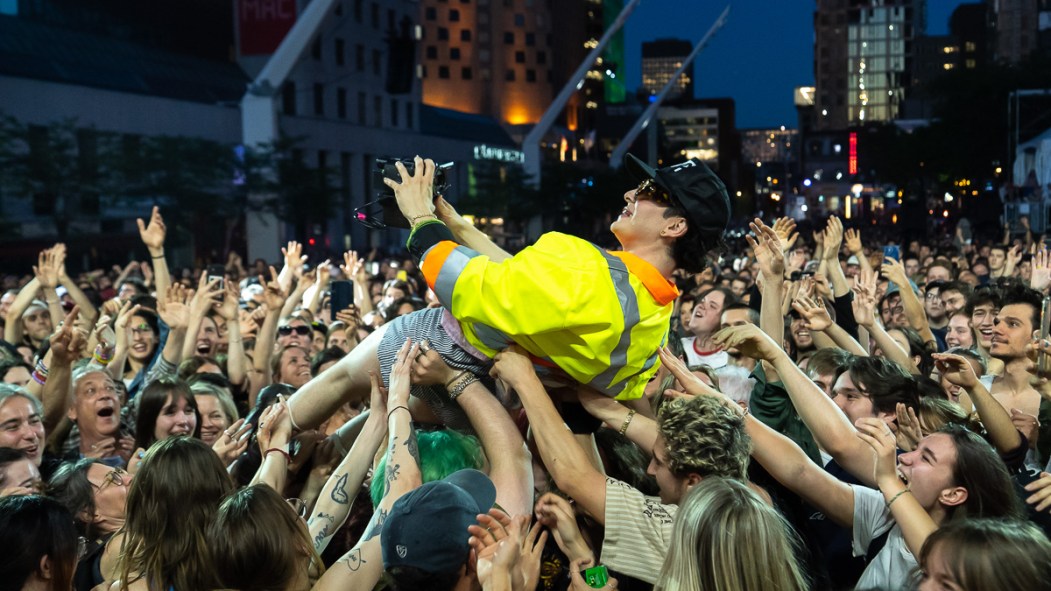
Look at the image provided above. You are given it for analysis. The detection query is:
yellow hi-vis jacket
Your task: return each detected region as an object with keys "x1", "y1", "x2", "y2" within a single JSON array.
[{"x1": 420, "y1": 232, "x2": 679, "y2": 400}]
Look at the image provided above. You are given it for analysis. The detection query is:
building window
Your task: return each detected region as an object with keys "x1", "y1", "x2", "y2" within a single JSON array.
[
  {"x1": 391, "y1": 98, "x2": 399, "y2": 126},
  {"x1": 525, "y1": 32, "x2": 535, "y2": 46},
  {"x1": 515, "y1": 51, "x2": 525, "y2": 63},
  {"x1": 406, "y1": 102, "x2": 414, "y2": 128},
  {"x1": 374, "y1": 95, "x2": 383, "y2": 126},
  {"x1": 450, "y1": 8, "x2": 460, "y2": 21},
  {"x1": 425, "y1": 6, "x2": 437, "y2": 19},
  {"x1": 439, "y1": 66, "x2": 450, "y2": 78},
  {"x1": 388, "y1": 8, "x2": 395, "y2": 30},
  {"x1": 426, "y1": 46, "x2": 438, "y2": 59},
  {"x1": 312, "y1": 39, "x2": 322, "y2": 60},
  {"x1": 356, "y1": 44, "x2": 365, "y2": 71},
  {"x1": 282, "y1": 82, "x2": 296, "y2": 115},
  {"x1": 514, "y1": 13, "x2": 524, "y2": 26},
  {"x1": 439, "y1": 27, "x2": 449, "y2": 40},
  {"x1": 337, "y1": 87, "x2": 347, "y2": 119},
  {"x1": 537, "y1": 51, "x2": 546, "y2": 64},
  {"x1": 450, "y1": 47, "x2": 461, "y2": 60},
  {"x1": 373, "y1": 49, "x2": 382, "y2": 75},
  {"x1": 314, "y1": 83, "x2": 324, "y2": 115},
  {"x1": 479, "y1": 49, "x2": 490, "y2": 62},
  {"x1": 354, "y1": 0, "x2": 363, "y2": 22},
  {"x1": 462, "y1": 66, "x2": 473, "y2": 79},
  {"x1": 526, "y1": 69, "x2": 536, "y2": 82},
  {"x1": 505, "y1": 69, "x2": 515, "y2": 81},
  {"x1": 504, "y1": 32, "x2": 514, "y2": 44},
  {"x1": 461, "y1": 29, "x2": 472, "y2": 42},
  {"x1": 335, "y1": 38, "x2": 345, "y2": 66},
  {"x1": 371, "y1": 2, "x2": 379, "y2": 28},
  {"x1": 358, "y1": 92, "x2": 367, "y2": 124},
  {"x1": 478, "y1": 12, "x2": 488, "y2": 25}
]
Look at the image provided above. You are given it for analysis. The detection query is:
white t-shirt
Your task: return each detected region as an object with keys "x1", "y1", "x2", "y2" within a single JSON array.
[
  {"x1": 851, "y1": 485, "x2": 917, "y2": 590},
  {"x1": 601, "y1": 477, "x2": 676, "y2": 584},
  {"x1": 680, "y1": 336, "x2": 729, "y2": 370}
]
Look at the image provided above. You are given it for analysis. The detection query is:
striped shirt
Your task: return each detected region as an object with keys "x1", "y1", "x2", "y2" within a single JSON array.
[{"x1": 600, "y1": 477, "x2": 676, "y2": 584}]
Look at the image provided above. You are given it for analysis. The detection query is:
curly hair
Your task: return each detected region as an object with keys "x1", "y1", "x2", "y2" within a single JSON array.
[{"x1": 657, "y1": 396, "x2": 751, "y2": 480}]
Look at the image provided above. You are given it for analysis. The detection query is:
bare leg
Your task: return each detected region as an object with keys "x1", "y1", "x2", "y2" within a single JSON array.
[{"x1": 288, "y1": 324, "x2": 388, "y2": 429}]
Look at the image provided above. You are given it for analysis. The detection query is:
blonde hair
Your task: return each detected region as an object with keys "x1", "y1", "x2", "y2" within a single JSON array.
[{"x1": 655, "y1": 478, "x2": 808, "y2": 591}]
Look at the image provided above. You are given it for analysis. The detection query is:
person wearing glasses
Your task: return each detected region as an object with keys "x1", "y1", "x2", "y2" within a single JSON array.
[
  {"x1": 49, "y1": 459, "x2": 135, "y2": 591},
  {"x1": 288, "y1": 154, "x2": 731, "y2": 434},
  {"x1": 276, "y1": 317, "x2": 313, "y2": 352}
]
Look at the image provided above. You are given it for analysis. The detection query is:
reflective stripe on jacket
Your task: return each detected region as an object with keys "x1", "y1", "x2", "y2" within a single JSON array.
[{"x1": 420, "y1": 232, "x2": 678, "y2": 400}]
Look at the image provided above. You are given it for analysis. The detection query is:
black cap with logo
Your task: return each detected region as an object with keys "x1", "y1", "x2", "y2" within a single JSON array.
[{"x1": 624, "y1": 154, "x2": 730, "y2": 240}]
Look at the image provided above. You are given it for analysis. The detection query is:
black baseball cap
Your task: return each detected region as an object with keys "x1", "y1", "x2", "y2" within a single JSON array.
[{"x1": 625, "y1": 154, "x2": 730, "y2": 240}]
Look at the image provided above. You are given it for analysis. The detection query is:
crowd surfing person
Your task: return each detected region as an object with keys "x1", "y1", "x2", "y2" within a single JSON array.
[{"x1": 3, "y1": 168, "x2": 1051, "y2": 591}]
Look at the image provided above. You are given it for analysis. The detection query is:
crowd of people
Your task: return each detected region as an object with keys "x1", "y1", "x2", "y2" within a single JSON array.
[{"x1": 1, "y1": 154, "x2": 1051, "y2": 591}]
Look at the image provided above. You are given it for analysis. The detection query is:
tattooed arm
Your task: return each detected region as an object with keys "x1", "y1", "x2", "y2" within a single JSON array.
[
  {"x1": 312, "y1": 340, "x2": 423, "y2": 591},
  {"x1": 307, "y1": 373, "x2": 388, "y2": 555}
]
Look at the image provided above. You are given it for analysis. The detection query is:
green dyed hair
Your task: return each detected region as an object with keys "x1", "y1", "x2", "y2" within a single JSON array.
[{"x1": 370, "y1": 429, "x2": 484, "y2": 507}]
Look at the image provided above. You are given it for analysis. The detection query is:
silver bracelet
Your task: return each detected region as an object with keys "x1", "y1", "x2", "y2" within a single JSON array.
[{"x1": 448, "y1": 375, "x2": 479, "y2": 400}]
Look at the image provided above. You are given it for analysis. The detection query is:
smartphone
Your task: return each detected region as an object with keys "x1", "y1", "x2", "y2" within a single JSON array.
[
  {"x1": 330, "y1": 280, "x2": 354, "y2": 314},
  {"x1": 207, "y1": 264, "x2": 226, "y2": 290},
  {"x1": 883, "y1": 245, "x2": 901, "y2": 262},
  {"x1": 582, "y1": 565, "x2": 609, "y2": 588},
  {"x1": 1040, "y1": 296, "x2": 1051, "y2": 374}
]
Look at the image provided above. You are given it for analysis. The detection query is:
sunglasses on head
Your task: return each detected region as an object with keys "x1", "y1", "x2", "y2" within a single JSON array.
[
  {"x1": 278, "y1": 325, "x2": 312, "y2": 336},
  {"x1": 635, "y1": 179, "x2": 672, "y2": 205}
]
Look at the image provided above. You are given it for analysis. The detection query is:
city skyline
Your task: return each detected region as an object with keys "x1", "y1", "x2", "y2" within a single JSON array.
[{"x1": 621, "y1": 0, "x2": 961, "y2": 129}]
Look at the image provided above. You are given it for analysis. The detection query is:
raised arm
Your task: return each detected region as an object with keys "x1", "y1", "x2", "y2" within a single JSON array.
[
  {"x1": 249, "y1": 268, "x2": 286, "y2": 407},
  {"x1": 216, "y1": 281, "x2": 247, "y2": 388},
  {"x1": 490, "y1": 345, "x2": 609, "y2": 524},
  {"x1": 35, "y1": 247, "x2": 65, "y2": 329},
  {"x1": 854, "y1": 269, "x2": 916, "y2": 372},
  {"x1": 137, "y1": 206, "x2": 170, "y2": 298},
  {"x1": 713, "y1": 323, "x2": 882, "y2": 487},
  {"x1": 935, "y1": 353, "x2": 1022, "y2": 454},
  {"x1": 340, "y1": 251, "x2": 374, "y2": 317},
  {"x1": 313, "y1": 340, "x2": 422, "y2": 591},
  {"x1": 411, "y1": 343, "x2": 533, "y2": 516},
  {"x1": 181, "y1": 273, "x2": 222, "y2": 361},
  {"x1": 792, "y1": 296, "x2": 867, "y2": 356},
  {"x1": 3, "y1": 277, "x2": 41, "y2": 346},
  {"x1": 822, "y1": 217, "x2": 851, "y2": 298},
  {"x1": 308, "y1": 372, "x2": 388, "y2": 554},
  {"x1": 747, "y1": 218, "x2": 786, "y2": 381},
  {"x1": 881, "y1": 257, "x2": 935, "y2": 346},
  {"x1": 435, "y1": 196, "x2": 512, "y2": 262},
  {"x1": 40, "y1": 307, "x2": 87, "y2": 434},
  {"x1": 844, "y1": 228, "x2": 873, "y2": 276}
]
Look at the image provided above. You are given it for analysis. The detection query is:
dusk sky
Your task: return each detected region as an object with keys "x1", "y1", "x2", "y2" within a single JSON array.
[{"x1": 622, "y1": 0, "x2": 962, "y2": 129}]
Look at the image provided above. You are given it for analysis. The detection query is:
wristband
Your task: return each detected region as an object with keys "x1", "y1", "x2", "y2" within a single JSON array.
[
  {"x1": 408, "y1": 213, "x2": 438, "y2": 228},
  {"x1": 150, "y1": 253, "x2": 165, "y2": 259},
  {"x1": 445, "y1": 370, "x2": 470, "y2": 389},
  {"x1": 92, "y1": 344, "x2": 114, "y2": 366},
  {"x1": 31, "y1": 370, "x2": 47, "y2": 386},
  {"x1": 618, "y1": 409, "x2": 636, "y2": 435},
  {"x1": 34, "y1": 359, "x2": 49, "y2": 376},
  {"x1": 264, "y1": 448, "x2": 292, "y2": 463},
  {"x1": 886, "y1": 488, "x2": 910, "y2": 509},
  {"x1": 388, "y1": 405, "x2": 410, "y2": 419}
]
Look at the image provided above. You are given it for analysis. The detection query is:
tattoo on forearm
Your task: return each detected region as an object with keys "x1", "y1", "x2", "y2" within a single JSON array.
[
  {"x1": 364, "y1": 508, "x2": 388, "y2": 541},
  {"x1": 313, "y1": 512, "x2": 335, "y2": 549},
  {"x1": 384, "y1": 463, "x2": 401, "y2": 494},
  {"x1": 404, "y1": 431, "x2": 420, "y2": 465},
  {"x1": 331, "y1": 474, "x2": 349, "y2": 504},
  {"x1": 340, "y1": 548, "x2": 366, "y2": 572}
]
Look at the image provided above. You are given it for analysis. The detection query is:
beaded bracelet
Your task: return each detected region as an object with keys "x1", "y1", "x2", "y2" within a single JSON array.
[
  {"x1": 618, "y1": 409, "x2": 637, "y2": 435},
  {"x1": 449, "y1": 375, "x2": 479, "y2": 400}
]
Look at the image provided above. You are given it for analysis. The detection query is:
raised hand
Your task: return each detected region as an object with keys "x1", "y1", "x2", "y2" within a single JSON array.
[
  {"x1": 388, "y1": 338, "x2": 418, "y2": 408},
  {"x1": 823, "y1": 216, "x2": 844, "y2": 261},
  {"x1": 341, "y1": 250, "x2": 365, "y2": 278},
  {"x1": 136, "y1": 206, "x2": 167, "y2": 252},
  {"x1": 212, "y1": 418, "x2": 253, "y2": 466},
  {"x1": 894, "y1": 403, "x2": 922, "y2": 452},
  {"x1": 712, "y1": 324, "x2": 784, "y2": 363},
  {"x1": 34, "y1": 247, "x2": 61, "y2": 289},
  {"x1": 931, "y1": 353, "x2": 979, "y2": 389},
  {"x1": 262, "y1": 266, "x2": 287, "y2": 311},
  {"x1": 851, "y1": 269, "x2": 878, "y2": 328},
  {"x1": 772, "y1": 217, "x2": 798, "y2": 253},
  {"x1": 490, "y1": 344, "x2": 540, "y2": 389},
  {"x1": 535, "y1": 492, "x2": 593, "y2": 562},
  {"x1": 157, "y1": 284, "x2": 191, "y2": 329},
  {"x1": 791, "y1": 295, "x2": 833, "y2": 332},
  {"x1": 880, "y1": 256, "x2": 908, "y2": 287},
  {"x1": 745, "y1": 218, "x2": 785, "y2": 279},
  {"x1": 1032, "y1": 249, "x2": 1051, "y2": 293},
  {"x1": 844, "y1": 228, "x2": 863, "y2": 254},
  {"x1": 854, "y1": 417, "x2": 901, "y2": 489},
  {"x1": 281, "y1": 241, "x2": 308, "y2": 276},
  {"x1": 217, "y1": 281, "x2": 239, "y2": 321},
  {"x1": 50, "y1": 306, "x2": 87, "y2": 363}
]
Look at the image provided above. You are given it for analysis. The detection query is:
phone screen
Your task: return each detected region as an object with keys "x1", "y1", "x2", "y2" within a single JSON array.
[{"x1": 883, "y1": 245, "x2": 901, "y2": 262}]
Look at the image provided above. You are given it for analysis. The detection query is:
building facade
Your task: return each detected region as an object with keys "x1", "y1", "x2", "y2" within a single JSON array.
[{"x1": 640, "y1": 38, "x2": 694, "y2": 101}]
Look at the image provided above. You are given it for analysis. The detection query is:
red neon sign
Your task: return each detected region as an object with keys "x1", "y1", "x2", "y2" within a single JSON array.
[{"x1": 848, "y1": 132, "x2": 858, "y2": 175}]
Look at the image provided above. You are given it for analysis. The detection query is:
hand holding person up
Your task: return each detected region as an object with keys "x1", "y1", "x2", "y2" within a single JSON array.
[{"x1": 384, "y1": 155, "x2": 439, "y2": 225}]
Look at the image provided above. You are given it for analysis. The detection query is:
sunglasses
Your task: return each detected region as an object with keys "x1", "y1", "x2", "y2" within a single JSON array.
[
  {"x1": 634, "y1": 179, "x2": 672, "y2": 205},
  {"x1": 278, "y1": 325, "x2": 312, "y2": 336},
  {"x1": 93, "y1": 468, "x2": 129, "y2": 492}
]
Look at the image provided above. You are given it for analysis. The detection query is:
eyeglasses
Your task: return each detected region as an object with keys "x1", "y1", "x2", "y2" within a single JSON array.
[
  {"x1": 634, "y1": 179, "x2": 672, "y2": 205},
  {"x1": 881, "y1": 305, "x2": 904, "y2": 316},
  {"x1": 92, "y1": 468, "x2": 129, "y2": 492},
  {"x1": 278, "y1": 325, "x2": 312, "y2": 336}
]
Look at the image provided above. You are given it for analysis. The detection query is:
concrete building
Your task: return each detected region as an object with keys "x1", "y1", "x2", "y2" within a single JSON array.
[
  {"x1": 813, "y1": 0, "x2": 924, "y2": 130},
  {"x1": 0, "y1": 0, "x2": 520, "y2": 265},
  {"x1": 640, "y1": 38, "x2": 694, "y2": 101}
]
